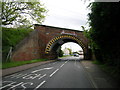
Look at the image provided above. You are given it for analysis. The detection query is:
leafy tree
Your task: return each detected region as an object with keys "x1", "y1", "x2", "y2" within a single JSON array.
[
  {"x1": 58, "y1": 47, "x2": 64, "y2": 57},
  {"x1": 87, "y1": 2, "x2": 120, "y2": 68},
  {"x1": 67, "y1": 48, "x2": 72, "y2": 55},
  {"x1": 1, "y1": 1, "x2": 47, "y2": 27}
]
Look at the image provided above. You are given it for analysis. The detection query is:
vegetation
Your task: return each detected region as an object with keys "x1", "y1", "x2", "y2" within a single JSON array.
[
  {"x1": 2, "y1": 27, "x2": 33, "y2": 62},
  {"x1": 58, "y1": 55, "x2": 71, "y2": 58},
  {"x1": 1, "y1": 1, "x2": 47, "y2": 28},
  {"x1": 2, "y1": 59, "x2": 47, "y2": 69},
  {"x1": 67, "y1": 48, "x2": 72, "y2": 55},
  {"x1": 85, "y1": 2, "x2": 120, "y2": 80},
  {"x1": 2, "y1": 1, "x2": 47, "y2": 62},
  {"x1": 0, "y1": 0, "x2": 47, "y2": 62},
  {"x1": 58, "y1": 47, "x2": 64, "y2": 57}
]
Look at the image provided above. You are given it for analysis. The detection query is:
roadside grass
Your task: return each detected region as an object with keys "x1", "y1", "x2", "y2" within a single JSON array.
[
  {"x1": 92, "y1": 60, "x2": 120, "y2": 81},
  {"x1": 2, "y1": 59, "x2": 47, "y2": 69}
]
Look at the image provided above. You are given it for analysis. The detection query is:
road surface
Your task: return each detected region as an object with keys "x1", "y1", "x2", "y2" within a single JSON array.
[{"x1": 1, "y1": 56, "x2": 95, "y2": 89}]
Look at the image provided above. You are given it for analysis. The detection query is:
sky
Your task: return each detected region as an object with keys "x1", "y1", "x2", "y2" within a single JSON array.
[
  {"x1": 61, "y1": 42, "x2": 83, "y2": 52},
  {"x1": 40, "y1": 0, "x2": 94, "y2": 51},
  {"x1": 41, "y1": 0, "x2": 94, "y2": 31}
]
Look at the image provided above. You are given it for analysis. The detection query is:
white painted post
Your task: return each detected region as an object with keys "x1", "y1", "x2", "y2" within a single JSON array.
[{"x1": 6, "y1": 46, "x2": 12, "y2": 62}]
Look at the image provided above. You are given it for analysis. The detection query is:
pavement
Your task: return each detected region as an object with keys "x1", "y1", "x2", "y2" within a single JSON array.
[
  {"x1": 1, "y1": 56, "x2": 120, "y2": 88},
  {"x1": 81, "y1": 60, "x2": 119, "y2": 88}
]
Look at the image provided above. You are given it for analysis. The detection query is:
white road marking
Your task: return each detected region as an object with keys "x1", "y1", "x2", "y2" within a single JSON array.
[
  {"x1": 7, "y1": 82, "x2": 24, "y2": 90},
  {"x1": 34, "y1": 80, "x2": 46, "y2": 90},
  {"x1": 4, "y1": 74, "x2": 17, "y2": 78},
  {"x1": 74, "y1": 60, "x2": 77, "y2": 66},
  {"x1": 11, "y1": 74, "x2": 28, "y2": 79},
  {"x1": 2, "y1": 81, "x2": 14, "y2": 84},
  {"x1": 49, "y1": 69, "x2": 59, "y2": 77},
  {"x1": 21, "y1": 82, "x2": 33, "y2": 89},
  {"x1": 38, "y1": 74, "x2": 46, "y2": 80},
  {"x1": 22, "y1": 74, "x2": 43, "y2": 80},
  {"x1": 1, "y1": 81, "x2": 34, "y2": 90},
  {"x1": 60, "y1": 64, "x2": 65, "y2": 68},
  {"x1": 65, "y1": 60, "x2": 68, "y2": 64},
  {"x1": 74, "y1": 60, "x2": 81, "y2": 68},
  {"x1": 0, "y1": 81, "x2": 16, "y2": 89},
  {"x1": 22, "y1": 74, "x2": 34, "y2": 79},
  {"x1": 31, "y1": 74, "x2": 41, "y2": 79},
  {"x1": 4, "y1": 73, "x2": 25, "y2": 78},
  {"x1": 52, "y1": 62, "x2": 57, "y2": 64},
  {"x1": 31, "y1": 67, "x2": 53, "y2": 73}
]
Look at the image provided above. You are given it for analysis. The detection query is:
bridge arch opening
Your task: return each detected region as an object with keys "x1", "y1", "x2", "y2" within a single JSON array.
[
  {"x1": 45, "y1": 34, "x2": 87, "y2": 59},
  {"x1": 61, "y1": 42, "x2": 84, "y2": 59}
]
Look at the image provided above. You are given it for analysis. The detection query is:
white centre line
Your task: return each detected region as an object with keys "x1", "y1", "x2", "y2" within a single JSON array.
[
  {"x1": 49, "y1": 69, "x2": 59, "y2": 77},
  {"x1": 65, "y1": 60, "x2": 68, "y2": 64},
  {"x1": 34, "y1": 80, "x2": 46, "y2": 90},
  {"x1": 60, "y1": 64, "x2": 65, "y2": 68},
  {"x1": 74, "y1": 60, "x2": 77, "y2": 66}
]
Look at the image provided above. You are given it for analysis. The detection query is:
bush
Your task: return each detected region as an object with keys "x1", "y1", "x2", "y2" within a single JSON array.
[
  {"x1": 2, "y1": 27, "x2": 33, "y2": 62},
  {"x1": 58, "y1": 49, "x2": 64, "y2": 57}
]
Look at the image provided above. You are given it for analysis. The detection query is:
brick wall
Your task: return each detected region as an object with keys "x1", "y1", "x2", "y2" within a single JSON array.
[{"x1": 12, "y1": 25, "x2": 90, "y2": 61}]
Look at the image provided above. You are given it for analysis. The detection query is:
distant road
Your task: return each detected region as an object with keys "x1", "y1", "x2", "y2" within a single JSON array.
[{"x1": 2, "y1": 56, "x2": 94, "y2": 89}]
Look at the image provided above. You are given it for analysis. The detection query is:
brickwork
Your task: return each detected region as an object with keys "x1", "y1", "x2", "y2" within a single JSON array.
[
  {"x1": 12, "y1": 25, "x2": 90, "y2": 61},
  {"x1": 12, "y1": 30, "x2": 40, "y2": 61}
]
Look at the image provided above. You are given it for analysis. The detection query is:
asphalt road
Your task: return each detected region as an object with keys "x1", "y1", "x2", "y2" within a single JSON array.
[{"x1": 1, "y1": 56, "x2": 95, "y2": 89}]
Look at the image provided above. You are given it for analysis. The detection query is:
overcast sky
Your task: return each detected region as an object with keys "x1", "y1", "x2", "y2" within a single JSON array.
[
  {"x1": 41, "y1": 0, "x2": 94, "y2": 31},
  {"x1": 40, "y1": 0, "x2": 94, "y2": 51},
  {"x1": 61, "y1": 42, "x2": 83, "y2": 52}
]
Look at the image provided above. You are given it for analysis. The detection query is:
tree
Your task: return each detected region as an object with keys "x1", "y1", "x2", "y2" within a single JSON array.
[
  {"x1": 87, "y1": 2, "x2": 120, "y2": 67},
  {"x1": 58, "y1": 47, "x2": 64, "y2": 57},
  {"x1": 67, "y1": 48, "x2": 72, "y2": 55},
  {"x1": 1, "y1": 1, "x2": 47, "y2": 27}
]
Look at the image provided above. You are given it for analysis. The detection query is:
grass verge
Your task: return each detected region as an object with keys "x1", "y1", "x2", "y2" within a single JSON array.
[{"x1": 2, "y1": 59, "x2": 47, "y2": 69}]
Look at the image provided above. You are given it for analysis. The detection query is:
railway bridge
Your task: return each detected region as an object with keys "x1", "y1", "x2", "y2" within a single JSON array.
[{"x1": 12, "y1": 25, "x2": 91, "y2": 61}]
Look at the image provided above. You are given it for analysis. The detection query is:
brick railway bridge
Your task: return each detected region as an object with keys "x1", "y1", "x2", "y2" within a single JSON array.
[{"x1": 12, "y1": 25, "x2": 91, "y2": 61}]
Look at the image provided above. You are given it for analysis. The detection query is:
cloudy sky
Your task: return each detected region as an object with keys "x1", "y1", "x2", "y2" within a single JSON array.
[
  {"x1": 41, "y1": 0, "x2": 94, "y2": 31},
  {"x1": 40, "y1": 0, "x2": 119, "y2": 52},
  {"x1": 61, "y1": 42, "x2": 83, "y2": 52},
  {"x1": 40, "y1": 0, "x2": 94, "y2": 51}
]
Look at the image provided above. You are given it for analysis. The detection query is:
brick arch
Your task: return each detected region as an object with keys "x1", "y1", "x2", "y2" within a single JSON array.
[
  {"x1": 45, "y1": 34, "x2": 85, "y2": 54},
  {"x1": 12, "y1": 25, "x2": 91, "y2": 61}
]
